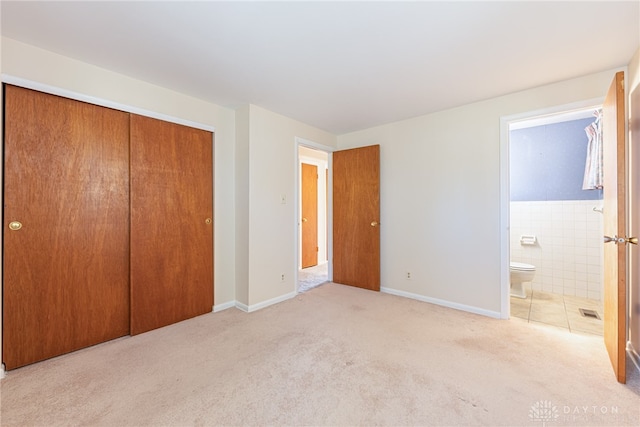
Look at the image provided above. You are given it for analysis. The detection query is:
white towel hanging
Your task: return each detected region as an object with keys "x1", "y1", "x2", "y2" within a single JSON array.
[{"x1": 582, "y1": 109, "x2": 603, "y2": 190}]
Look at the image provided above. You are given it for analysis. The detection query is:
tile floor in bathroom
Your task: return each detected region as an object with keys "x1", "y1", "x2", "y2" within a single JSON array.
[{"x1": 510, "y1": 287, "x2": 603, "y2": 336}]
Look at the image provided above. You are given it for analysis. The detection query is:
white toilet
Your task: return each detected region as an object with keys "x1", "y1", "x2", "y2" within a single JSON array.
[{"x1": 510, "y1": 262, "x2": 536, "y2": 298}]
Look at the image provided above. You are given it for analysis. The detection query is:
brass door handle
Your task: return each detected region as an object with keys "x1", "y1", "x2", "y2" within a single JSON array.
[
  {"x1": 205, "y1": 218, "x2": 212, "y2": 225},
  {"x1": 371, "y1": 221, "x2": 379, "y2": 227},
  {"x1": 302, "y1": 218, "x2": 308, "y2": 222},
  {"x1": 8, "y1": 221, "x2": 22, "y2": 231}
]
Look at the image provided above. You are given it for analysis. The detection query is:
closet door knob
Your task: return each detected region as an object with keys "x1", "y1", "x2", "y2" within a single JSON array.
[
  {"x1": 205, "y1": 218, "x2": 212, "y2": 225},
  {"x1": 8, "y1": 221, "x2": 22, "y2": 231},
  {"x1": 604, "y1": 235, "x2": 638, "y2": 245}
]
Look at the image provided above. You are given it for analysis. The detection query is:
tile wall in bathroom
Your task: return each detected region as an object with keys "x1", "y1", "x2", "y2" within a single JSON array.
[{"x1": 510, "y1": 200, "x2": 603, "y2": 301}]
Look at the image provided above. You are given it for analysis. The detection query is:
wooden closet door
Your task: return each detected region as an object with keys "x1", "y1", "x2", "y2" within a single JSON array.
[
  {"x1": 3, "y1": 85, "x2": 130, "y2": 370},
  {"x1": 301, "y1": 163, "x2": 318, "y2": 268},
  {"x1": 129, "y1": 114, "x2": 214, "y2": 335}
]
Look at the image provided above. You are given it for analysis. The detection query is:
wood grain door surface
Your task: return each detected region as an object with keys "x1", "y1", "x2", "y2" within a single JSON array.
[
  {"x1": 602, "y1": 71, "x2": 627, "y2": 383},
  {"x1": 333, "y1": 145, "x2": 380, "y2": 291},
  {"x1": 301, "y1": 163, "x2": 318, "y2": 268},
  {"x1": 129, "y1": 114, "x2": 214, "y2": 335},
  {"x1": 3, "y1": 85, "x2": 130, "y2": 370}
]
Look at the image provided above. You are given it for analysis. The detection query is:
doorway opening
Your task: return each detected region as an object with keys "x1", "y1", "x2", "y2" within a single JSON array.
[
  {"x1": 501, "y1": 100, "x2": 605, "y2": 336},
  {"x1": 297, "y1": 145, "x2": 330, "y2": 292}
]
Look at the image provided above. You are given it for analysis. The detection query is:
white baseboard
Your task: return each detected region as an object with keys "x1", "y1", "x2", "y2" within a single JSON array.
[
  {"x1": 380, "y1": 287, "x2": 502, "y2": 319},
  {"x1": 233, "y1": 291, "x2": 297, "y2": 313},
  {"x1": 213, "y1": 301, "x2": 236, "y2": 312},
  {"x1": 627, "y1": 341, "x2": 640, "y2": 375},
  {"x1": 235, "y1": 301, "x2": 249, "y2": 312}
]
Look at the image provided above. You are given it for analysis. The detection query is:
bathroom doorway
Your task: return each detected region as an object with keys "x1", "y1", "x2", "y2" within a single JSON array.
[
  {"x1": 505, "y1": 105, "x2": 605, "y2": 336},
  {"x1": 297, "y1": 145, "x2": 330, "y2": 292}
]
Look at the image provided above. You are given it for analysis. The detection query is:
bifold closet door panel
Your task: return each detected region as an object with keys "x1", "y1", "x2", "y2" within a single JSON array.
[
  {"x1": 129, "y1": 114, "x2": 214, "y2": 335},
  {"x1": 3, "y1": 85, "x2": 131, "y2": 370}
]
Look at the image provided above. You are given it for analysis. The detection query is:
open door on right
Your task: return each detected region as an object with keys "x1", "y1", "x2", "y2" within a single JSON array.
[
  {"x1": 602, "y1": 71, "x2": 634, "y2": 384},
  {"x1": 333, "y1": 145, "x2": 380, "y2": 291}
]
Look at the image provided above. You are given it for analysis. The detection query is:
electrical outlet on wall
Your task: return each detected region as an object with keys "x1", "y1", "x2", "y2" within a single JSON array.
[
  {"x1": 281, "y1": 273, "x2": 285, "y2": 282},
  {"x1": 406, "y1": 271, "x2": 411, "y2": 280}
]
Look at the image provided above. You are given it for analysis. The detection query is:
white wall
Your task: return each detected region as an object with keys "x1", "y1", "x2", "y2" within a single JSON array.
[
  {"x1": 0, "y1": 37, "x2": 237, "y2": 314},
  {"x1": 337, "y1": 68, "x2": 622, "y2": 316},
  {"x1": 238, "y1": 105, "x2": 336, "y2": 308},
  {"x1": 235, "y1": 105, "x2": 251, "y2": 306},
  {"x1": 628, "y1": 47, "x2": 640, "y2": 368}
]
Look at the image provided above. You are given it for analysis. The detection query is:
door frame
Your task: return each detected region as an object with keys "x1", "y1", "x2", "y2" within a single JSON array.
[
  {"x1": 0, "y1": 74, "x2": 216, "y2": 378},
  {"x1": 499, "y1": 97, "x2": 604, "y2": 319},
  {"x1": 294, "y1": 137, "x2": 335, "y2": 292}
]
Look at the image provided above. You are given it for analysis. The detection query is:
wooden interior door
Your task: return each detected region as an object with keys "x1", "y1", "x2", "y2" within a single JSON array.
[
  {"x1": 3, "y1": 85, "x2": 130, "y2": 370},
  {"x1": 301, "y1": 163, "x2": 318, "y2": 268},
  {"x1": 333, "y1": 145, "x2": 380, "y2": 291},
  {"x1": 129, "y1": 114, "x2": 214, "y2": 335},
  {"x1": 602, "y1": 71, "x2": 627, "y2": 383}
]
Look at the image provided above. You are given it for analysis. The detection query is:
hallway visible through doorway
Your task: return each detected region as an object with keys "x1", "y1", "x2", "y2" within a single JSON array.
[
  {"x1": 298, "y1": 263, "x2": 328, "y2": 293},
  {"x1": 298, "y1": 145, "x2": 329, "y2": 292}
]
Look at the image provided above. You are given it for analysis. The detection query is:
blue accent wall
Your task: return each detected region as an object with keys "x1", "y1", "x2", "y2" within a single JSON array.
[{"x1": 510, "y1": 118, "x2": 603, "y2": 201}]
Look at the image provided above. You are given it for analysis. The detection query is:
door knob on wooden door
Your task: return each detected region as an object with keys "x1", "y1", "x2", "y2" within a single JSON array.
[
  {"x1": 371, "y1": 221, "x2": 379, "y2": 227},
  {"x1": 8, "y1": 221, "x2": 22, "y2": 231},
  {"x1": 604, "y1": 235, "x2": 638, "y2": 245}
]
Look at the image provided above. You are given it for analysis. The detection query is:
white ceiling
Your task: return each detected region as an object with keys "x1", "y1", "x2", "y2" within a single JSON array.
[{"x1": 1, "y1": 1, "x2": 639, "y2": 135}]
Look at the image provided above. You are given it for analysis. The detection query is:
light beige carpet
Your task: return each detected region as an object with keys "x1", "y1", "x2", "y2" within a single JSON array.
[{"x1": 1, "y1": 282, "x2": 639, "y2": 426}]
